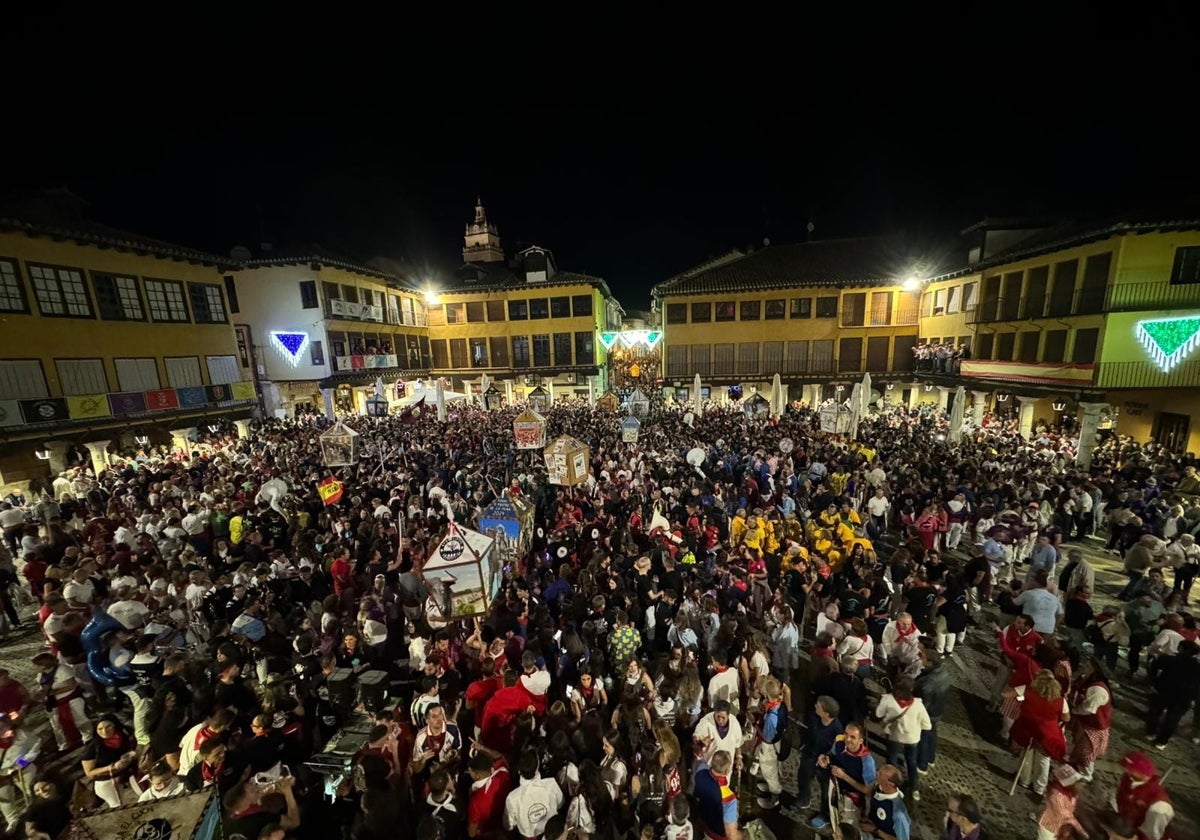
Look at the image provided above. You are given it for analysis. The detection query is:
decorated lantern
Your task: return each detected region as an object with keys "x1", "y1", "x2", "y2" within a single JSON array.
[
  {"x1": 478, "y1": 492, "x2": 534, "y2": 574},
  {"x1": 482, "y1": 384, "x2": 503, "y2": 411},
  {"x1": 621, "y1": 415, "x2": 641, "y2": 443},
  {"x1": 422, "y1": 522, "x2": 499, "y2": 619},
  {"x1": 596, "y1": 391, "x2": 621, "y2": 412},
  {"x1": 744, "y1": 392, "x2": 771, "y2": 419},
  {"x1": 543, "y1": 434, "x2": 591, "y2": 485},
  {"x1": 319, "y1": 420, "x2": 360, "y2": 466},
  {"x1": 818, "y1": 403, "x2": 853, "y2": 434},
  {"x1": 527, "y1": 385, "x2": 549, "y2": 413},
  {"x1": 513, "y1": 408, "x2": 547, "y2": 449},
  {"x1": 628, "y1": 387, "x2": 650, "y2": 418},
  {"x1": 365, "y1": 393, "x2": 389, "y2": 417}
]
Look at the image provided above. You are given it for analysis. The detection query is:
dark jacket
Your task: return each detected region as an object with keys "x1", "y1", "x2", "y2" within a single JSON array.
[{"x1": 915, "y1": 663, "x2": 951, "y2": 720}]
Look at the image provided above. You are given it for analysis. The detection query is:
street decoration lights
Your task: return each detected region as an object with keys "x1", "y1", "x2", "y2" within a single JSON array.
[{"x1": 1136, "y1": 316, "x2": 1200, "y2": 372}]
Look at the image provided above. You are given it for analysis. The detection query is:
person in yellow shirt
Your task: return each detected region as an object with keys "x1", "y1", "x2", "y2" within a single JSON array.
[
  {"x1": 829, "y1": 469, "x2": 850, "y2": 497},
  {"x1": 742, "y1": 515, "x2": 765, "y2": 554},
  {"x1": 782, "y1": 512, "x2": 803, "y2": 545},
  {"x1": 763, "y1": 514, "x2": 781, "y2": 557},
  {"x1": 730, "y1": 508, "x2": 748, "y2": 548},
  {"x1": 229, "y1": 506, "x2": 246, "y2": 546}
]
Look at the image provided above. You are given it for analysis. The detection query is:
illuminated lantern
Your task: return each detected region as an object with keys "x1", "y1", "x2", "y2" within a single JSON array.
[{"x1": 630, "y1": 363, "x2": 641, "y2": 379}]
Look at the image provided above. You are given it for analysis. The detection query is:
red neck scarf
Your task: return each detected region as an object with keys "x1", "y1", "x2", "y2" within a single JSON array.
[{"x1": 103, "y1": 733, "x2": 124, "y2": 750}]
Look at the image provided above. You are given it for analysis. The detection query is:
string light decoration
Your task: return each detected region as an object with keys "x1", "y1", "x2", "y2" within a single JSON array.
[
  {"x1": 1136, "y1": 317, "x2": 1200, "y2": 372},
  {"x1": 269, "y1": 331, "x2": 310, "y2": 366}
]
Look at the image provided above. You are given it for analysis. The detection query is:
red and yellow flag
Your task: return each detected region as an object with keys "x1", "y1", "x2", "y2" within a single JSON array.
[{"x1": 318, "y1": 476, "x2": 344, "y2": 506}]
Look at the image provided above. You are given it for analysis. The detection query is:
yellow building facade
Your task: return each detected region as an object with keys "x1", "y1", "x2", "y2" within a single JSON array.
[{"x1": 0, "y1": 217, "x2": 254, "y2": 484}]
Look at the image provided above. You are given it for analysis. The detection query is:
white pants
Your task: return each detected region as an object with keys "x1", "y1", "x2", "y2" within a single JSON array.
[
  {"x1": 120, "y1": 687, "x2": 152, "y2": 746},
  {"x1": 48, "y1": 695, "x2": 91, "y2": 749},
  {"x1": 1018, "y1": 750, "x2": 1051, "y2": 794},
  {"x1": 95, "y1": 777, "x2": 125, "y2": 809},
  {"x1": 946, "y1": 522, "x2": 965, "y2": 550},
  {"x1": 0, "y1": 766, "x2": 35, "y2": 831},
  {"x1": 755, "y1": 741, "x2": 781, "y2": 795}
]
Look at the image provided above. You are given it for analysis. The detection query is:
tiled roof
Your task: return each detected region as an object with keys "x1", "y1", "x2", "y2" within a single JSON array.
[
  {"x1": 653, "y1": 236, "x2": 924, "y2": 296},
  {"x1": 445, "y1": 261, "x2": 613, "y2": 297},
  {"x1": 0, "y1": 216, "x2": 238, "y2": 269},
  {"x1": 243, "y1": 247, "x2": 415, "y2": 288},
  {"x1": 937, "y1": 204, "x2": 1200, "y2": 279}
]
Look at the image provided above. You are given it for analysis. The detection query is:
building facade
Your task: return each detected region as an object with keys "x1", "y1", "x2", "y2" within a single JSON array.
[
  {"x1": 228, "y1": 253, "x2": 430, "y2": 418},
  {"x1": 0, "y1": 211, "x2": 254, "y2": 484}
]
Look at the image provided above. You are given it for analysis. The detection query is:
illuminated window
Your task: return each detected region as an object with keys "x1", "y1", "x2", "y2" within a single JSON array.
[
  {"x1": 144, "y1": 279, "x2": 190, "y2": 322},
  {"x1": 28, "y1": 264, "x2": 92, "y2": 317}
]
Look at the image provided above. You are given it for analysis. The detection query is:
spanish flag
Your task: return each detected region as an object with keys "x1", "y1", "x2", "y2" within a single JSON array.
[{"x1": 318, "y1": 475, "x2": 344, "y2": 506}]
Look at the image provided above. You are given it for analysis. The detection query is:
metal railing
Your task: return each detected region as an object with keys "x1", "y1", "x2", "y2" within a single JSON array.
[
  {"x1": 970, "y1": 288, "x2": 1107, "y2": 323},
  {"x1": 1094, "y1": 360, "x2": 1200, "y2": 389},
  {"x1": 668, "y1": 359, "x2": 889, "y2": 378},
  {"x1": 1105, "y1": 282, "x2": 1200, "y2": 312}
]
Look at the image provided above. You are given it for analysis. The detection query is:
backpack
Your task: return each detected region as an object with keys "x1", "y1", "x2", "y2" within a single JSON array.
[{"x1": 767, "y1": 703, "x2": 791, "y2": 761}]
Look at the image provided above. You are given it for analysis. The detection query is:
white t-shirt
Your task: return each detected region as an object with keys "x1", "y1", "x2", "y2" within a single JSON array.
[
  {"x1": 64, "y1": 579, "x2": 95, "y2": 605},
  {"x1": 867, "y1": 496, "x2": 891, "y2": 517}
]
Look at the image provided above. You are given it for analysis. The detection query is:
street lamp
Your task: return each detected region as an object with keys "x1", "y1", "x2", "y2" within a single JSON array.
[
  {"x1": 1051, "y1": 399, "x2": 1067, "y2": 412},
  {"x1": 424, "y1": 287, "x2": 441, "y2": 307},
  {"x1": 135, "y1": 435, "x2": 150, "y2": 446},
  {"x1": 886, "y1": 383, "x2": 895, "y2": 390},
  {"x1": 34, "y1": 448, "x2": 50, "y2": 460},
  {"x1": 903, "y1": 275, "x2": 921, "y2": 291},
  {"x1": 207, "y1": 424, "x2": 220, "y2": 433},
  {"x1": 924, "y1": 382, "x2": 934, "y2": 392},
  {"x1": 996, "y1": 392, "x2": 1010, "y2": 402}
]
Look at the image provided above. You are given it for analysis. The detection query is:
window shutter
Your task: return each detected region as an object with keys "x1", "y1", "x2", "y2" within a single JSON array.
[{"x1": 206, "y1": 355, "x2": 240, "y2": 385}]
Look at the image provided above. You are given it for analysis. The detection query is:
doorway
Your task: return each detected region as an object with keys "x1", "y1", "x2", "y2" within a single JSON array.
[{"x1": 1153, "y1": 412, "x2": 1191, "y2": 452}]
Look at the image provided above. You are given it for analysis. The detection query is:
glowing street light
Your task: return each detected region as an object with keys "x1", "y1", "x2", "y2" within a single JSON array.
[{"x1": 903, "y1": 275, "x2": 921, "y2": 291}]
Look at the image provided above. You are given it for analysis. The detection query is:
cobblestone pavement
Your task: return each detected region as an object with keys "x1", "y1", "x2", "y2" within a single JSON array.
[{"x1": 746, "y1": 536, "x2": 1200, "y2": 839}]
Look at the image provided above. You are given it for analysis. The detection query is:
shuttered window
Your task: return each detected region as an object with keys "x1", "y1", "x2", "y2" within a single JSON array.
[
  {"x1": 165, "y1": 357, "x2": 204, "y2": 388},
  {"x1": 841, "y1": 293, "x2": 866, "y2": 327},
  {"x1": 714, "y1": 343, "x2": 735, "y2": 375},
  {"x1": 206, "y1": 355, "x2": 239, "y2": 385},
  {"x1": 56, "y1": 359, "x2": 107, "y2": 395},
  {"x1": 839, "y1": 338, "x2": 863, "y2": 373},
  {"x1": 737, "y1": 342, "x2": 759, "y2": 375},
  {"x1": 115, "y1": 358, "x2": 160, "y2": 391},
  {"x1": 869, "y1": 292, "x2": 892, "y2": 326},
  {"x1": 811, "y1": 340, "x2": 834, "y2": 373},
  {"x1": 0, "y1": 360, "x2": 47, "y2": 399},
  {"x1": 489, "y1": 337, "x2": 509, "y2": 367},
  {"x1": 762, "y1": 341, "x2": 783, "y2": 374},
  {"x1": 667, "y1": 346, "x2": 688, "y2": 376},
  {"x1": 785, "y1": 341, "x2": 808, "y2": 373},
  {"x1": 691, "y1": 344, "x2": 711, "y2": 376},
  {"x1": 449, "y1": 339, "x2": 468, "y2": 368}
]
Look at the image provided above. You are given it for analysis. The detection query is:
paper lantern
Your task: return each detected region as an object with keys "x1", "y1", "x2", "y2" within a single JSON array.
[
  {"x1": 621, "y1": 415, "x2": 641, "y2": 443},
  {"x1": 544, "y1": 434, "x2": 591, "y2": 486},
  {"x1": 319, "y1": 421, "x2": 360, "y2": 466},
  {"x1": 513, "y1": 408, "x2": 547, "y2": 449},
  {"x1": 422, "y1": 523, "x2": 499, "y2": 619}
]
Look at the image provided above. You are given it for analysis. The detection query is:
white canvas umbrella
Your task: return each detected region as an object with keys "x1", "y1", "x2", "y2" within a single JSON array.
[
  {"x1": 848, "y1": 382, "x2": 862, "y2": 439},
  {"x1": 435, "y1": 378, "x2": 447, "y2": 422},
  {"x1": 949, "y1": 384, "x2": 967, "y2": 444},
  {"x1": 860, "y1": 372, "x2": 872, "y2": 415},
  {"x1": 772, "y1": 372, "x2": 783, "y2": 418},
  {"x1": 693, "y1": 373, "x2": 703, "y2": 415}
]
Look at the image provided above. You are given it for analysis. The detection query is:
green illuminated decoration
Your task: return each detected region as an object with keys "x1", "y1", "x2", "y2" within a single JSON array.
[{"x1": 1136, "y1": 316, "x2": 1200, "y2": 372}]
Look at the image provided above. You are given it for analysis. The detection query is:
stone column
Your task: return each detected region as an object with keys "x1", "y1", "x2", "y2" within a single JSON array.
[
  {"x1": 1017, "y1": 397, "x2": 1036, "y2": 440},
  {"x1": 587, "y1": 377, "x2": 595, "y2": 406},
  {"x1": 547, "y1": 381, "x2": 555, "y2": 405},
  {"x1": 83, "y1": 440, "x2": 110, "y2": 476},
  {"x1": 505, "y1": 379, "x2": 514, "y2": 404},
  {"x1": 234, "y1": 420, "x2": 251, "y2": 440},
  {"x1": 169, "y1": 428, "x2": 196, "y2": 455},
  {"x1": 321, "y1": 389, "x2": 334, "y2": 420},
  {"x1": 971, "y1": 390, "x2": 988, "y2": 427},
  {"x1": 908, "y1": 383, "x2": 920, "y2": 409},
  {"x1": 937, "y1": 386, "x2": 951, "y2": 413},
  {"x1": 43, "y1": 441, "x2": 71, "y2": 475},
  {"x1": 1076, "y1": 402, "x2": 1106, "y2": 469}
]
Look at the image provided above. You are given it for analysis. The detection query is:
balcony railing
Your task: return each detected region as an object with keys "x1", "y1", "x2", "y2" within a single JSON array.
[
  {"x1": 970, "y1": 289, "x2": 1107, "y2": 323},
  {"x1": 1105, "y1": 282, "x2": 1200, "y2": 312},
  {"x1": 669, "y1": 359, "x2": 866, "y2": 378},
  {"x1": 327, "y1": 300, "x2": 428, "y2": 326},
  {"x1": 333, "y1": 354, "x2": 399, "y2": 371},
  {"x1": 1094, "y1": 360, "x2": 1200, "y2": 389}
]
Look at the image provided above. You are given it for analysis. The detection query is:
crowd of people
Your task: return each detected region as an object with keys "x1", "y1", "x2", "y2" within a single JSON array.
[
  {"x1": 0, "y1": 394, "x2": 1196, "y2": 840},
  {"x1": 911, "y1": 343, "x2": 970, "y2": 375}
]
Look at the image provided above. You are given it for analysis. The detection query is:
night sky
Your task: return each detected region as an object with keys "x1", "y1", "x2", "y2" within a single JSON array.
[{"x1": 5, "y1": 32, "x2": 1197, "y2": 311}]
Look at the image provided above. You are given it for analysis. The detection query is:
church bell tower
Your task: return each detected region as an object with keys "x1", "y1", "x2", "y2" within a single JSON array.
[{"x1": 463, "y1": 197, "x2": 504, "y2": 263}]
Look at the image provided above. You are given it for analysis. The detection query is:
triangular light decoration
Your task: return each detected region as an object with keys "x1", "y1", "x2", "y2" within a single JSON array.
[
  {"x1": 644, "y1": 331, "x2": 662, "y2": 348},
  {"x1": 597, "y1": 332, "x2": 619, "y2": 351},
  {"x1": 1136, "y1": 317, "x2": 1200, "y2": 372},
  {"x1": 270, "y1": 331, "x2": 310, "y2": 366}
]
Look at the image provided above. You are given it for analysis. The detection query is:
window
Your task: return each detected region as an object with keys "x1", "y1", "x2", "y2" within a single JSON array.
[
  {"x1": 574, "y1": 332, "x2": 594, "y2": 365},
  {"x1": 962, "y1": 281, "x2": 978, "y2": 311},
  {"x1": 1043, "y1": 329, "x2": 1068, "y2": 363},
  {"x1": 532, "y1": 334, "x2": 551, "y2": 367},
  {"x1": 360, "y1": 289, "x2": 375, "y2": 307},
  {"x1": 1024, "y1": 266, "x2": 1049, "y2": 318},
  {"x1": 430, "y1": 339, "x2": 449, "y2": 369},
  {"x1": 466, "y1": 301, "x2": 486, "y2": 322},
  {"x1": 311, "y1": 341, "x2": 324, "y2": 365},
  {"x1": 1171, "y1": 246, "x2": 1200, "y2": 285},
  {"x1": 869, "y1": 291, "x2": 892, "y2": 326},
  {"x1": 667, "y1": 346, "x2": 688, "y2": 376},
  {"x1": 144, "y1": 279, "x2": 189, "y2": 322},
  {"x1": 811, "y1": 340, "x2": 834, "y2": 373},
  {"x1": 713, "y1": 343, "x2": 734, "y2": 375},
  {"x1": 790, "y1": 297, "x2": 811, "y2": 318},
  {"x1": 1049, "y1": 259, "x2": 1078, "y2": 316},
  {"x1": 666, "y1": 303, "x2": 688, "y2": 324},
  {"x1": 996, "y1": 332, "x2": 1016, "y2": 361},
  {"x1": 785, "y1": 340, "x2": 808, "y2": 373},
  {"x1": 691, "y1": 302, "x2": 711, "y2": 322},
  {"x1": 445, "y1": 303, "x2": 465, "y2": 324},
  {"x1": 691, "y1": 344, "x2": 710, "y2": 375},
  {"x1": 866, "y1": 336, "x2": 889, "y2": 371},
  {"x1": 471, "y1": 338, "x2": 489, "y2": 367},
  {"x1": 0, "y1": 360, "x2": 47, "y2": 399},
  {"x1": 91, "y1": 272, "x2": 144, "y2": 320},
  {"x1": 841, "y1": 293, "x2": 866, "y2": 327},
  {"x1": 815, "y1": 296, "x2": 838, "y2": 318},
  {"x1": 222, "y1": 275, "x2": 239, "y2": 314},
  {"x1": 1072, "y1": 328, "x2": 1100, "y2": 363},
  {"x1": 490, "y1": 337, "x2": 510, "y2": 367},
  {"x1": 895, "y1": 291, "x2": 919, "y2": 325},
  {"x1": 737, "y1": 342, "x2": 758, "y2": 375},
  {"x1": 892, "y1": 335, "x2": 916, "y2": 372},
  {"x1": 28, "y1": 264, "x2": 92, "y2": 317},
  {"x1": 426, "y1": 306, "x2": 446, "y2": 326},
  {"x1": 550, "y1": 296, "x2": 571, "y2": 318},
  {"x1": 188, "y1": 283, "x2": 227, "y2": 323},
  {"x1": 740, "y1": 300, "x2": 760, "y2": 321},
  {"x1": 56, "y1": 359, "x2": 107, "y2": 395},
  {"x1": 508, "y1": 300, "x2": 528, "y2": 320},
  {"x1": 933, "y1": 289, "x2": 946, "y2": 315},
  {"x1": 946, "y1": 286, "x2": 960, "y2": 314},
  {"x1": 328, "y1": 331, "x2": 346, "y2": 359},
  {"x1": 322, "y1": 281, "x2": 339, "y2": 302},
  {"x1": 165, "y1": 357, "x2": 203, "y2": 387},
  {"x1": 512, "y1": 336, "x2": 531, "y2": 367},
  {"x1": 762, "y1": 340, "x2": 783, "y2": 372},
  {"x1": 1000, "y1": 272, "x2": 1022, "y2": 320},
  {"x1": 0, "y1": 259, "x2": 27, "y2": 312},
  {"x1": 553, "y1": 333, "x2": 572, "y2": 366},
  {"x1": 341, "y1": 285, "x2": 359, "y2": 304},
  {"x1": 299, "y1": 280, "x2": 319, "y2": 309},
  {"x1": 976, "y1": 333, "x2": 994, "y2": 360},
  {"x1": 529, "y1": 298, "x2": 549, "y2": 319},
  {"x1": 486, "y1": 300, "x2": 506, "y2": 321},
  {"x1": 839, "y1": 337, "x2": 863, "y2": 372},
  {"x1": 449, "y1": 339, "x2": 468, "y2": 368},
  {"x1": 765, "y1": 299, "x2": 786, "y2": 320},
  {"x1": 715, "y1": 301, "x2": 736, "y2": 322},
  {"x1": 115, "y1": 358, "x2": 160, "y2": 391},
  {"x1": 1079, "y1": 252, "x2": 1111, "y2": 312},
  {"x1": 1018, "y1": 331, "x2": 1040, "y2": 363},
  {"x1": 571, "y1": 294, "x2": 593, "y2": 317},
  {"x1": 206, "y1": 355, "x2": 239, "y2": 385},
  {"x1": 419, "y1": 335, "x2": 431, "y2": 367}
]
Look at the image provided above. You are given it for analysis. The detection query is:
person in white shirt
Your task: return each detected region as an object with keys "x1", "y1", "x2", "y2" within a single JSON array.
[
  {"x1": 0, "y1": 724, "x2": 40, "y2": 833},
  {"x1": 63, "y1": 568, "x2": 95, "y2": 608},
  {"x1": 866, "y1": 488, "x2": 891, "y2": 537},
  {"x1": 693, "y1": 700, "x2": 743, "y2": 766},
  {"x1": 503, "y1": 751, "x2": 563, "y2": 838},
  {"x1": 706, "y1": 651, "x2": 741, "y2": 712},
  {"x1": 875, "y1": 678, "x2": 933, "y2": 801},
  {"x1": 137, "y1": 762, "x2": 186, "y2": 802}
]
